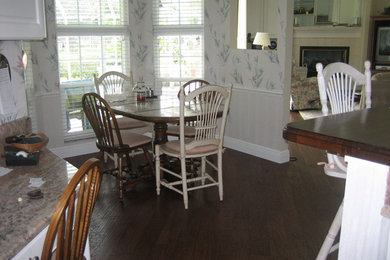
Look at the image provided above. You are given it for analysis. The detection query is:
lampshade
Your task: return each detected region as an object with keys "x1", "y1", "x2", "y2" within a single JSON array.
[{"x1": 253, "y1": 32, "x2": 271, "y2": 49}]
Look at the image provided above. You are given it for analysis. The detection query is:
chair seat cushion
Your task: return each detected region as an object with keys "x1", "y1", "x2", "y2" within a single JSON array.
[
  {"x1": 113, "y1": 117, "x2": 146, "y2": 130},
  {"x1": 166, "y1": 125, "x2": 196, "y2": 137},
  {"x1": 116, "y1": 129, "x2": 152, "y2": 148},
  {"x1": 161, "y1": 139, "x2": 218, "y2": 155}
]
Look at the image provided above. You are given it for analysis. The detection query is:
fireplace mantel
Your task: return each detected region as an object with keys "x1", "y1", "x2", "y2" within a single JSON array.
[{"x1": 294, "y1": 26, "x2": 361, "y2": 39}]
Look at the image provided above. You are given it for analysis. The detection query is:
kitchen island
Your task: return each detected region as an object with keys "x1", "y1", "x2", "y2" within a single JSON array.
[{"x1": 283, "y1": 106, "x2": 390, "y2": 259}]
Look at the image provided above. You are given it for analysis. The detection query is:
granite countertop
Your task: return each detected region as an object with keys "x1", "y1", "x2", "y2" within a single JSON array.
[{"x1": 0, "y1": 149, "x2": 78, "y2": 259}]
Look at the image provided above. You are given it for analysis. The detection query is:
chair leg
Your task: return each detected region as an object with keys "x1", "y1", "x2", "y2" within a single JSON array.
[
  {"x1": 143, "y1": 146, "x2": 154, "y2": 173},
  {"x1": 316, "y1": 201, "x2": 343, "y2": 260},
  {"x1": 201, "y1": 156, "x2": 206, "y2": 185},
  {"x1": 124, "y1": 151, "x2": 132, "y2": 172},
  {"x1": 97, "y1": 151, "x2": 104, "y2": 161},
  {"x1": 218, "y1": 150, "x2": 223, "y2": 201},
  {"x1": 155, "y1": 145, "x2": 161, "y2": 195},
  {"x1": 104, "y1": 151, "x2": 108, "y2": 163},
  {"x1": 117, "y1": 155, "x2": 124, "y2": 201},
  {"x1": 181, "y1": 157, "x2": 189, "y2": 209},
  {"x1": 114, "y1": 153, "x2": 118, "y2": 168},
  {"x1": 104, "y1": 151, "x2": 118, "y2": 169}
]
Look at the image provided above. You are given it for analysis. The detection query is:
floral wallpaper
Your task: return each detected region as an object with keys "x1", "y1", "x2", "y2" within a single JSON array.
[
  {"x1": 204, "y1": 0, "x2": 284, "y2": 91},
  {"x1": 0, "y1": 0, "x2": 287, "y2": 124},
  {"x1": 30, "y1": 0, "x2": 59, "y2": 95},
  {"x1": 129, "y1": 0, "x2": 155, "y2": 86}
]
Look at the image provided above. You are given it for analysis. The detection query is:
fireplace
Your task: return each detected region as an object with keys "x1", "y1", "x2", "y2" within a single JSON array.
[{"x1": 300, "y1": 46, "x2": 350, "y2": 77}]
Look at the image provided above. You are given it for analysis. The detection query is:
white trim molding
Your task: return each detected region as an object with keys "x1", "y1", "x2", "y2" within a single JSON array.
[
  {"x1": 293, "y1": 26, "x2": 361, "y2": 39},
  {"x1": 224, "y1": 136, "x2": 290, "y2": 164},
  {"x1": 51, "y1": 134, "x2": 290, "y2": 164}
]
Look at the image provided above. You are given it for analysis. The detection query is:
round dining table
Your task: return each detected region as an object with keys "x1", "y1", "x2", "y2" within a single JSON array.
[{"x1": 109, "y1": 95, "x2": 199, "y2": 145}]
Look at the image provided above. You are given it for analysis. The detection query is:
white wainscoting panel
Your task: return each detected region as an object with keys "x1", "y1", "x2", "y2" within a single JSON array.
[{"x1": 224, "y1": 87, "x2": 288, "y2": 160}]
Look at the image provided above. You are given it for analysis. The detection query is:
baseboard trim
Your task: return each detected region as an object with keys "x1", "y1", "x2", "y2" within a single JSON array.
[
  {"x1": 223, "y1": 136, "x2": 290, "y2": 164},
  {"x1": 51, "y1": 135, "x2": 290, "y2": 164}
]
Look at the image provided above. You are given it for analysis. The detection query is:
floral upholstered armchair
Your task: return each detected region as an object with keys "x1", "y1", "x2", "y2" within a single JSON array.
[{"x1": 290, "y1": 61, "x2": 320, "y2": 111}]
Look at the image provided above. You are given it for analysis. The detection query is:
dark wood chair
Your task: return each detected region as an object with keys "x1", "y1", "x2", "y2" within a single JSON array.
[
  {"x1": 41, "y1": 158, "x2": 103, "y2": 260},
  {"x1": 82, "y1": 92, "x2": 154, "y2": 200},
  {"x1": 166, "y1": 79, "x2": 210, "y2": 138}
]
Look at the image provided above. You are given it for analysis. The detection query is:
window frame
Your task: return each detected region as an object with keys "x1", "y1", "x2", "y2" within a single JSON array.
[
  {"x1": 55, "y1": 0, "x2": 130, "y2": 141},
  {"x1": 153, "y1": 0, "x2": 205, "y2": 92}
]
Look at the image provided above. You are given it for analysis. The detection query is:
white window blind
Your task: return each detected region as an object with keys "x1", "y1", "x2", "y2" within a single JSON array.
[
  {"x1": 55, "y1": 0, "x2": 130, "y2": 140},
  {"x1": 153, "y1": 0, "x2": 204, "y2": 95}
]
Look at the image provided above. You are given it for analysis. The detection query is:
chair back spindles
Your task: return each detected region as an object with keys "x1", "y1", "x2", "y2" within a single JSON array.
[
  {"x1": 94, "y1": 71, "x2": 133, "y2": 97},
  {"x1": 316, "y1": 61, "x2": 371, "y2": 116},
  {"x1": 82, "y1": 93, "x2": 123, "y2": 152},
  {"x1": 166, "y1": 79, "x2": 211, "y2": 138},
  {"x1": 180, "y1": 79, "x2": 210, "y2": 96},
  {"x1": 327, "y1": 72, "x2": 358, "y2": 114},
  {"x1": 180, "y1": 84, "x2": 231, "y2": 154},
  {"x1": 41, "y1": 158, "x2": 102, "y2": 260}
]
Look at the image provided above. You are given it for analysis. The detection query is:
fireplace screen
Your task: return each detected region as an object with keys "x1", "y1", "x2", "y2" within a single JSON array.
[{"x1": 300, "y1": 46, "x2": 350, "y2": 77}]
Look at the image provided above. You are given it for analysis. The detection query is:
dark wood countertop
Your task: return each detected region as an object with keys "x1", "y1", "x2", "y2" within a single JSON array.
[{"x1": 283, "y1": 106, "x2": 390, "y2": 166}]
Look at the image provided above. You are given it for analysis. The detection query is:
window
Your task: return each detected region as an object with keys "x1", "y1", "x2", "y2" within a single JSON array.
[
  {"x1": 153, "y1": 0, "x2": 204, "y2": 95},
  {"x1": 237, "y1": 0, "x2": 247, "y2": 49},
  {"x1": 55, "y1": 0, "x2": 130, "y2": 140}
]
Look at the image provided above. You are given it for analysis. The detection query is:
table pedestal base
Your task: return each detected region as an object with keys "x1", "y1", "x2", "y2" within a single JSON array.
[{"x1": 154, "y1": 122, "x2": 168, "y2": 145}]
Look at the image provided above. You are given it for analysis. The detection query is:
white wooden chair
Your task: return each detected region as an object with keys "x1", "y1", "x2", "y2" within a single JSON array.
[
  {"x1": 155, "y1": 84, "x2": 232, "y2": 209},
  {"x1": 94, "y1": 71, "x2": 148, "y2": 166},
  {"x1": 315, "y1": 60, "x2": 371, "y2": 260},
  {"x1": 94, "y1": 71, "x2": 147, "y2": 130},
  {"x1": 166, "y1": 79, "x2": 210, "y2": 138}
]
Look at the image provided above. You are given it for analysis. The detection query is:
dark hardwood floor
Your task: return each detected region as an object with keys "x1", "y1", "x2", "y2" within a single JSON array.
[{"x1": 65, "y1": 111, "x2": 343, "y2": 260}]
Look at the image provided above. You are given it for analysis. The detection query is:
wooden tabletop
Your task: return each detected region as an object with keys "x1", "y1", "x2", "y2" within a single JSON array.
[
  {"x1": 110, "y1": 95, "x2": 221, "y2": 124},
  {"x1": 110, "y1": 95, "x2": 185, "y2": 123},
  {"x1": 283, "y1": 106, "x2": 390, "y2": 166}
]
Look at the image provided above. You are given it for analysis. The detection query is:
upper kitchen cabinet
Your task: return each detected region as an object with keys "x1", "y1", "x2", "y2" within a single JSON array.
[{"x1": 0, "y1": 0, "x2": 46, "y2": 40}]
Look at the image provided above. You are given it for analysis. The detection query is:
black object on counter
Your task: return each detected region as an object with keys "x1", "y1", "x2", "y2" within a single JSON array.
[
  {"x1": 5, "y1": 147, "x2": 40, "y2": 166},
  {"x1": 27, "y1": 189, "x2": 43, "y2": 199}
]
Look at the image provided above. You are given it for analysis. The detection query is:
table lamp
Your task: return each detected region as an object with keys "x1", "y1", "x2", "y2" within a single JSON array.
[{"x1": 253, "y1": 32, "x2": 270, "y2": 50}]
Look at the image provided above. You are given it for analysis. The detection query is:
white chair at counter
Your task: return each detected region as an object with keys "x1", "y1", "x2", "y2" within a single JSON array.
[{"x1": 315, "y1": 60, "x2": 371, "y2": 259}]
